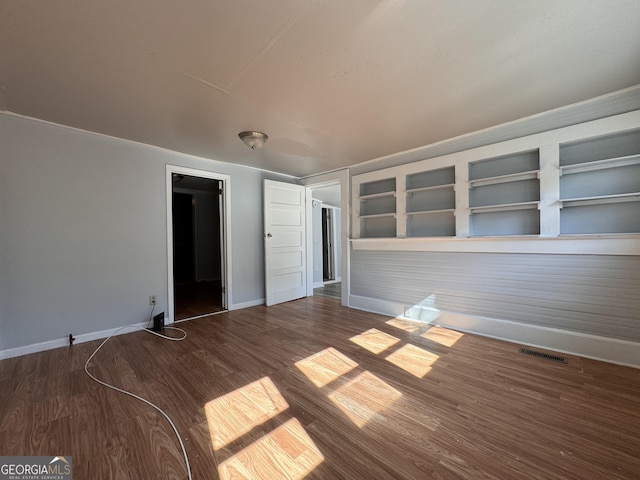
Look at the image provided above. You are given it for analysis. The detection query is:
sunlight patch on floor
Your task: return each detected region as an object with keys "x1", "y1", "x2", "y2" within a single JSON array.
[
  {"x1": 218, "y1": 417, "x2": 324, "y2": 480},
  {"x1": 328, "y1": 371, "x2": 402, "y2": 427},
  {"x1": 205, "y1": 376, "x2": 289, "y2": 450},
  {"x1": 385, "y1": 317, "x2": 424, "y2": 333},
  {"x1": 386, "y1": 344, "x2": 439, "y2": 378},
  {"x1": 295, "y1": 347, "x2": 358, "y2": 388},
  {"x1": 350, "y1": 328, "x2": 401, "y2": 354},
  {"x1": 421, "y1": 325, "x2": 464, "y2": 347}
]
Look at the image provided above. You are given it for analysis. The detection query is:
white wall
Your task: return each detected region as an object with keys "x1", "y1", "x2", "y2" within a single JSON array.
[{"x1": 0, "y1": 113, "x2": 293, "y2": 353}]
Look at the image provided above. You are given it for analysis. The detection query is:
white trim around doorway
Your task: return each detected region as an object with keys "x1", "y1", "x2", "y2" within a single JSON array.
[
  {"x1": 166, "y1": 165, "x2": 232, "y2": 324},
  {"x1": 301, "y1": 169, "x2": 350, "y2": 307}
]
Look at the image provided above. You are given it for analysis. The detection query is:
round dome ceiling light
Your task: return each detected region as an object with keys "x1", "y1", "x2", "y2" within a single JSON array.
[{"x1": 238, "y1": 131, "x2": 269, "y2": 149}]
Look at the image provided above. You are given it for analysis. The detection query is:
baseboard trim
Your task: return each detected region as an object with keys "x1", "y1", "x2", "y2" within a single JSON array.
[
  {"x1": 348, "y1": 295, "x2": 640, "y2": 368},
  {"x1": 349, "y1": 295, "x2": 404, "y2": 317},
  {"x1": 1, "y1": 299, "x2": 268, "y2": 359},
  {"x1": 229, "y1": 298, "x2": 265, "y2": 311},
  {"x1": 0, "y1": 321, "x2": 150, "y2": 360}
]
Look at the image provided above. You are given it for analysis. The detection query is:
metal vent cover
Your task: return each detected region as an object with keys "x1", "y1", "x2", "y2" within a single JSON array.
[{"x1": 519, "y1": 348, "x2": 568, "y2": 364}]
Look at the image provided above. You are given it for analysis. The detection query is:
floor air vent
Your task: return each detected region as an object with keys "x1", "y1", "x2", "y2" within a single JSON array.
[{"x1": 518, "y1": 348, "x2": 567, "y2": 364}]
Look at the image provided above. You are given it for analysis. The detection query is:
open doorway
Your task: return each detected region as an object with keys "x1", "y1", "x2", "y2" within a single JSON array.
[
  {"x1": 309, "y1": 185, "x2": 343, "y2": 303},
  {"x1": 321, "y1": 206, "x2": 341, "y2": 283},
  {"x1": 167, "y1": 166, "x2": 229, "y2": 322},
  {"x1": 303, "y1": 173, "x2": 349, "y2": 305}
]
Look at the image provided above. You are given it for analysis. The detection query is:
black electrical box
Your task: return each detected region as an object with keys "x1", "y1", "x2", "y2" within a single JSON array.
[{"x1": 152, "y1": 312, "x2": 165, "y2": 332}]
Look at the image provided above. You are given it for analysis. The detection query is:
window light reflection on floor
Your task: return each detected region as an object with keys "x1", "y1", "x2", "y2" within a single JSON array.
[
  {"x1": 385, "y1": 344, "x2": 440, "y2": 378},
  {"x1": 205, "y1": 376, "x2": 289, "y2": 450},
  {"x1": 295, "y1": 347, "x2": 358, "y2": 388},
  {"x1": 328, "y1": 371, "x2": 402, "y2": 428},
  {"x1": 385, "y1": 317, "x2": 424, "y2": 333},
  {"x1": 421, "y1": 325, "x2": 464, "y2": 347},
  {"x1": 350, "y1": 328, "x2": 401, "y2": 354},
  {"x1": 218, "y1": 417, "x2": 324, "y2": 480}
]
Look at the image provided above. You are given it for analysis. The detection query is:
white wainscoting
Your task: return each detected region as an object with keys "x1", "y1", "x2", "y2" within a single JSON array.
[{"x1": 349, "y1": 294, "x2": 640, "y2": 368}]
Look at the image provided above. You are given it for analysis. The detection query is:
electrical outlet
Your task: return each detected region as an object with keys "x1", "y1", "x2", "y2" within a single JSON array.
[{"x1": 149, "y1": 295, "x2": 157, "y2": 305}]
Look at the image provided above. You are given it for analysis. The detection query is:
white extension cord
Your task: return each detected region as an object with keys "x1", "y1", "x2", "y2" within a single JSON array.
[{"x1": 84, "y1": 325, "x2": 193, "y2": 480}]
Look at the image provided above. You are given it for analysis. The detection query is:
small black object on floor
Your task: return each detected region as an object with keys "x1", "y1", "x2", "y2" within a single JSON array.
[{"x1": 152, "y1": 312, "x2": 165, "y2": 332}]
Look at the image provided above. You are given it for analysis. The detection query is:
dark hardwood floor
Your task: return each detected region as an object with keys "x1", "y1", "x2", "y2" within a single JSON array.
[
  {"x1": 1, "y1": 297, "x2": 639, "y2": 479},
  {"x1": 175, "y1": 280, "x2": 225, "y2": 320},
  {"x1": 313, "y1": 282, "x2": 341, "y2": 302}
]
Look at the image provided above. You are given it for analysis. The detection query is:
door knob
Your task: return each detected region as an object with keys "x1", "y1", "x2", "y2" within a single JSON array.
[{"x1": 266, "y1": 233, "x2": 273, "y2": 238}]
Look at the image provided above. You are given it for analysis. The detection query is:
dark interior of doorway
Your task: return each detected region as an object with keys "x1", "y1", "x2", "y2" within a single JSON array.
[
  {"x1": 322, "y1": 207, "x2": 334, "y2": 282},
  {"x1": 172, "y1": 174, "x2": 225, "y2": 320}
]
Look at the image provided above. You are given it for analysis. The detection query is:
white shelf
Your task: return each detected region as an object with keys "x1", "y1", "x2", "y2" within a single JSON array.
[
  {"x1": 560, "y1": 153, "x2": 640, "y2": 175},
  {"x1": 406, "y1": 183, "x2": 455, "y2": 194},
  {"x1": 359, "y1": 191, "x2": 396, "y2": 200},
  {"x1": 470, "y1": 201, "x2": 539, "y2": 214},
  {"x1": 360, "y1": 212, "x2": 396, "y2": 219},
  {"x1": 559, "y1": 192, "x2": 640, "y2": 208},
  {"x1": 407, "y1": 208, "x2": 455, "y2": 215},
  {"x1": 350, "y1": 236, "x2": 640, "y2": 256},
  {"x1": 469, "y1": 170, "x2": 539, "y2": 188}
]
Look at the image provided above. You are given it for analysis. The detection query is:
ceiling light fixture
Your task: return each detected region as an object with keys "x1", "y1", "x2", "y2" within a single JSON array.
[{"x1": 238, "y1": 131, "x2": 268, "y2": 149}]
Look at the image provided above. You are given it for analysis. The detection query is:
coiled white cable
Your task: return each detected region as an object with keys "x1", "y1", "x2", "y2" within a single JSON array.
[{"x1": 84, "y1": 325, "x2": 192, "y2": 480}]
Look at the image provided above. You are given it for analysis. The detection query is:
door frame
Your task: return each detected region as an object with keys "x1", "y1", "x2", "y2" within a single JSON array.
[
  {"x1": 166, "y1": 165, "x2": 232, "y2": 323},
  {"x1": 301, "y1": 169, "x2": 350, "y2": 306}
]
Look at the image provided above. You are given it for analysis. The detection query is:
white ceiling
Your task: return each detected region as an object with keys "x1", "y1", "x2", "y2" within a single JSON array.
[{"x1": 1, "y1": 1, "x2": 639, "y2": 177}]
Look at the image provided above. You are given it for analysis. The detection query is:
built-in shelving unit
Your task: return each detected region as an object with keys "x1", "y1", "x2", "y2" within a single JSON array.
[
  {"x1": 406, "y1": 167, "x2": 456, "y2": 237},
  {"x1": 559, "y1": 129, "x2": 640, "y2": 235},
  {"x1": 356, "y1": 177, "x2": 397, "y2": 238},
  {"x1": 353, "y1": 166, "x2": 457, "y2": 238},
  {"x1": 351, "y1": 111, "x2": 640, "y2": 248},
  {"x1": 468, "y1": 150, "x2": 540, "y2": 236}
]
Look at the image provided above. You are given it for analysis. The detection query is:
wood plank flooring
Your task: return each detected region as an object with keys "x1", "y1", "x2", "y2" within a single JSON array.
[
  {"x1": 1, "y1": 297, "x2": 639, "y2": 479},
  {"x1": 175, "y1": 280, "x2": 224, "y2": 320},
  {"x1": 313, "y1": 282, "x2": 341, "y2": 301}
]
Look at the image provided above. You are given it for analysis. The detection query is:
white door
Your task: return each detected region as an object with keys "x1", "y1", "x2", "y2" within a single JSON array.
[{"x1": 264, "y1": 180, "x2": 307, "y2": 306}]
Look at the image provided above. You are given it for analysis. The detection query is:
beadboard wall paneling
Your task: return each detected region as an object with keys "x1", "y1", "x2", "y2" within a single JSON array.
[{"x1": 351, "y1": 250, "x2": 640, "y2": 342}]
